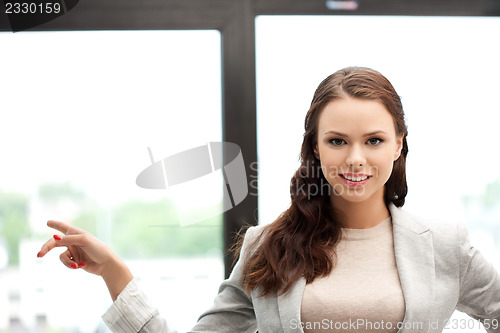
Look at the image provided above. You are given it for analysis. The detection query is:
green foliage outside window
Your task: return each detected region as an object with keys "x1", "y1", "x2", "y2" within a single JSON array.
[
  {"x1": 0, "y1": 191, "x2": 29, "y2": 266},
  {"x1": 0, "y1": 183, "x2": 222, "y2": 268}
]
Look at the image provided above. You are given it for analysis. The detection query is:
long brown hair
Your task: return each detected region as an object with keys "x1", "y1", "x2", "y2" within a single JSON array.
[{"x1": 235, "y1": 67, "x2": 409, "y2": 297}]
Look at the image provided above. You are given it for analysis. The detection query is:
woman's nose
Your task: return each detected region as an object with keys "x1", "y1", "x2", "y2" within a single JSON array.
[{"x1": 346, "y1": 145, "x2": 366, "y2": 167}]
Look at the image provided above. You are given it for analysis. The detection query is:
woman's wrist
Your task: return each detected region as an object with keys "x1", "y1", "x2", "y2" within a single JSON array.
[{"x1": 101, "y1": 253, "x2": 134, "y2": 301}]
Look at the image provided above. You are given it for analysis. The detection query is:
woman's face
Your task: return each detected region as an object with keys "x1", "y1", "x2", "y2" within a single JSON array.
[{"x1": 314, "y1": 96, "x2": 403, "y2": 205}]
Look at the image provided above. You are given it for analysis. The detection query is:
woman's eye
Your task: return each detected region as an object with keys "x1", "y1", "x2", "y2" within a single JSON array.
[
  {"x1": 367, "y1": 138, "x2": 383, "y2": 146},
  {"x1": 329, "y1": 138, "x2": 345, "y2": 146}
]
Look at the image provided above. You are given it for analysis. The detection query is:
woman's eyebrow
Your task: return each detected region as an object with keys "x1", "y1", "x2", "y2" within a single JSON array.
[{"x1": 323, "y1": 130, "x2": 388, "y2": 137}]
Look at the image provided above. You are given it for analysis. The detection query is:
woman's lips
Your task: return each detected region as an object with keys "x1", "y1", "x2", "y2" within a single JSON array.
[{"x1": 340, "y1": 174, "x2": 372, "y2": 187}]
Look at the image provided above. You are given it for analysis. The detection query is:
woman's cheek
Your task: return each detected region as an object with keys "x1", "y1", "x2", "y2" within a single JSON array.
[{"x1": 320, "y1": 158, "x2": 343, "y2": 178}]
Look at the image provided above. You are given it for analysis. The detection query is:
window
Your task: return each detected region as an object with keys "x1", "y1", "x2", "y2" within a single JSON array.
[{"x1": 0, "y1": 30, "x2": 223, "y2": 333}]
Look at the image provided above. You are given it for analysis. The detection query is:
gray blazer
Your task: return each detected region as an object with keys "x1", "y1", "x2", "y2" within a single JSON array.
[{"x1": 105, "y1": 203, "x2": 500, "y2": 333}]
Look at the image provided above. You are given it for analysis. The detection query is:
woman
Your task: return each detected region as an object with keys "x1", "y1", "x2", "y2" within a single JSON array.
[{"x1": 37, "y1": 67, "x2": 500, "y2": 333}]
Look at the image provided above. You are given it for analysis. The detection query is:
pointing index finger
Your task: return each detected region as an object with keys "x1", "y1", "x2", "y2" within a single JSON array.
[{"x1": 47, "y1": 220, "x2": 82, "y2": 235}]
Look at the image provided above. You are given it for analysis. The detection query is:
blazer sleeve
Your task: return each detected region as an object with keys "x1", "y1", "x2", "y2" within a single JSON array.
[
  {"x1": 102, "y1": 225, "x2": 261, "y2": 333},
  {"x1": 455, "y1": 221, "x2": 500, "y2": 333}
]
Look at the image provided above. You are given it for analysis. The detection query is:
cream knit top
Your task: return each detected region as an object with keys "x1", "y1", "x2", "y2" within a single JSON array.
[{"x1": 300, "y1": 216, "x2": 406, "y2": 332}]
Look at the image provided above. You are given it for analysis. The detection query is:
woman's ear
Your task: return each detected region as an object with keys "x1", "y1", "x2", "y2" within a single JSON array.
[
  {"x1": 314, "y1": 144, "x2": 320, "y2": 160},
  {"x1": 394, "y1": 134, "x2": 404, "y2": 161}
]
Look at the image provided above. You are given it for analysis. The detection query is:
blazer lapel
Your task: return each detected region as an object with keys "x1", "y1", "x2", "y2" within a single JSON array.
[
  {"x1": 278, "y1": 277, "x2": 306, "y2": 333},
  {"x1": 389, "y1": 203, "x2": 436, "y2": 332}
]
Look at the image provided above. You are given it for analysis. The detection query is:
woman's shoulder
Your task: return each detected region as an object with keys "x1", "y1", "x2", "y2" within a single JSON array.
[
  {"x1": 237, "y1": 224, "x2": 268, "y2": 257},
  {"x1": 244, "y1": 223, "x2": 268, "y2": 238},
  {"x1": 389, "y1": 203, "x2": 471, "y2": 246}
]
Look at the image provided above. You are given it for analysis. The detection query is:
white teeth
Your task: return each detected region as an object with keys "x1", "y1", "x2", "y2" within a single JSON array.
[{"x1": 343, "y1": 175, "x2": 369, "y2": 181}]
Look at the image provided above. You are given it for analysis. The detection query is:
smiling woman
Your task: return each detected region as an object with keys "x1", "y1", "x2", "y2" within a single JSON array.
[
  {"x1": 234, "y1": 67, "x2": 499, "y2": 333},
  {"x1": 37, "y1": 66, "x2": 500, "y2": 333}
]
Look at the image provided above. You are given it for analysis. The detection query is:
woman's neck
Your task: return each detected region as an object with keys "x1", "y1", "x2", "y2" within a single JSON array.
[{"x1": 330, "y1": 193, "x2": 390, "y2": 229}]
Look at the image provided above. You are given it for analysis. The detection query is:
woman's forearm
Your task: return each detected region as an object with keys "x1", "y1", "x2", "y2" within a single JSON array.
[{"x1": 101, "y1": 254, "x2": 134, "y2": 301}]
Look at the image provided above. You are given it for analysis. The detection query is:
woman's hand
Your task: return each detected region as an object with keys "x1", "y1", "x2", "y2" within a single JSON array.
[
  {"x1": 37, "y1": 220, "x2": 134, "y2": 301},
  {"x1": 37, "y1": 220, "x2": 112, "y2": 275}
]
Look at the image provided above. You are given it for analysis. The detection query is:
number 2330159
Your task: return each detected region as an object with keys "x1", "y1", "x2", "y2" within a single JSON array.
[{"x1": 5, "y1": 2, "x2": 61, "y2": 14}]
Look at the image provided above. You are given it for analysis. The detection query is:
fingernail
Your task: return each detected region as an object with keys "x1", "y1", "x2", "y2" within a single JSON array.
[
  {"x1": 53, "y1": 235, "x2": 62, "y2": 241},
  {"x1": 37, "y1": 252, "x2": 42, "y2": 258},
  {"x1": 71, "y1": 263, "x2": 77, "y2": 269},
  {"x1": 78, "y1": 263, "x2": 85, "y2": 268}
]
